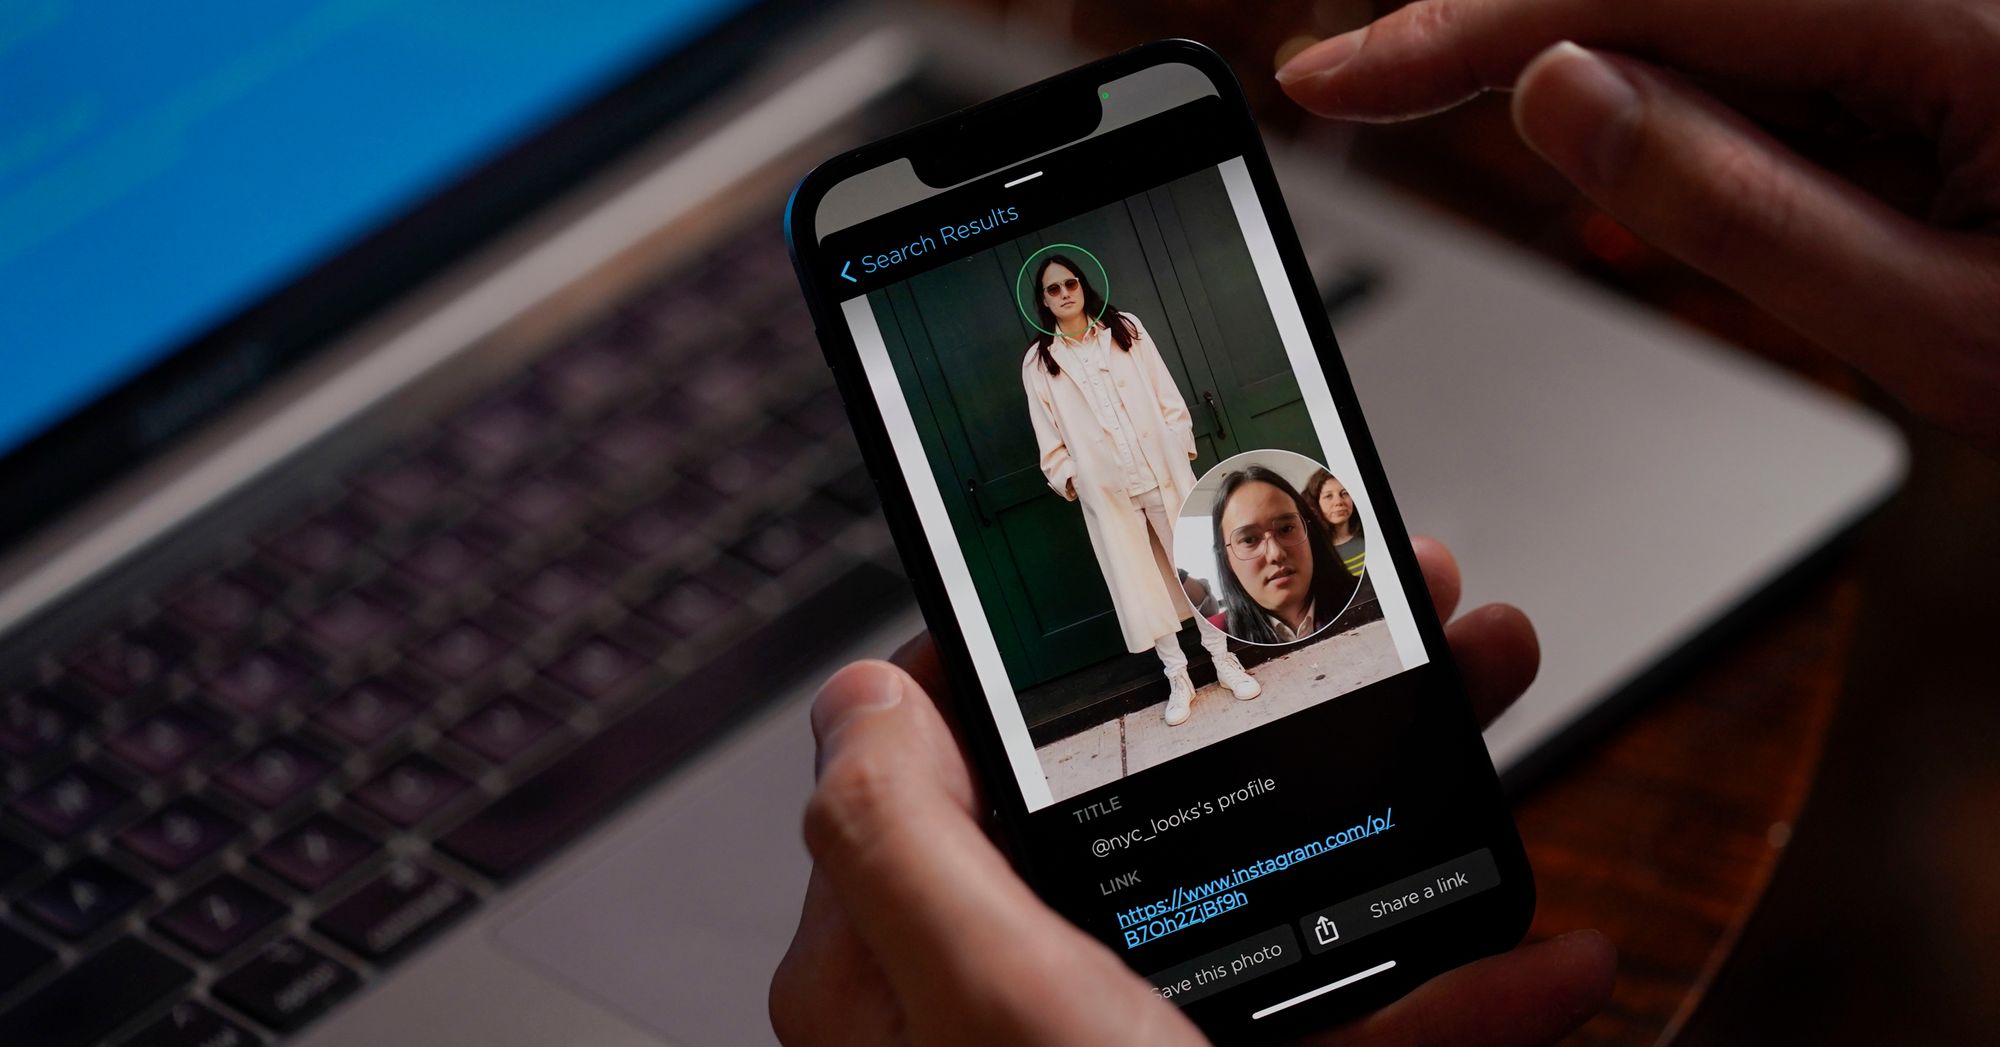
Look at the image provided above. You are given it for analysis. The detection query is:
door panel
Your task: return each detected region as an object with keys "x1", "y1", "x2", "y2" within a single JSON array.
[{"x1": 1154, "y1": 168, "x2": 1323, "y2": 462}]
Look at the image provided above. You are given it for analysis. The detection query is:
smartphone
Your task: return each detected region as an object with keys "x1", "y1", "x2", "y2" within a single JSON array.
[{"x1": 785, "y1": 39, "x2": 1533, "y2": 1043}]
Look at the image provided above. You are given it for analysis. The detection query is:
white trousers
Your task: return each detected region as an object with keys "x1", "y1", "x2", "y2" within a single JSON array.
[{"x1": 1132, "y1": 488, "x2": 1231, "y2": 678}]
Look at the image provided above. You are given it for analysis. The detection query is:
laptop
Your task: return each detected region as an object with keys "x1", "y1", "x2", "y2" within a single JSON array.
[{"x1": 0, "y1": 3, "x2": 1902, "y2": 1045}]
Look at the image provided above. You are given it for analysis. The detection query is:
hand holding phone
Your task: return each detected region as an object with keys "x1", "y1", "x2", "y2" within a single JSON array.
[
  {"x1": 773, "y1": 541, "x2": 1612, "y2": 1046},
  {"x1": 784, "y1": 39, "x2": 1599, "y2": 1041}
]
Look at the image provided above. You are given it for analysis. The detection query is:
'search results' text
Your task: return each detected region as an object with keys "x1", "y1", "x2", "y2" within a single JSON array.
[{"x1": 858, "y1": 206, "x2": 1022, "y2": 272}]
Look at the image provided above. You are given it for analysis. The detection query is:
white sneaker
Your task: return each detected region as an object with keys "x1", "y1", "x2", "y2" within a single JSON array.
[
  {"x1": 1163, "y1": 671, "x2": 1195, "y2": 726},
  {"x1": 1212, "y1": 652, "x2": 1261, "y2": 701}
]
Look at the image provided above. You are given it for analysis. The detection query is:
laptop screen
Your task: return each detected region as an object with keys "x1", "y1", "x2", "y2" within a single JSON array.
[{"x1": 0, "y1": 0, "x2": 754, "y2": 461}]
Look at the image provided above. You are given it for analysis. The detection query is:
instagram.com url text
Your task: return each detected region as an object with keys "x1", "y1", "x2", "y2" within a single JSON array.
[{"x1": 1115, "y1": 807, "x2": 1395, "y2": 949}]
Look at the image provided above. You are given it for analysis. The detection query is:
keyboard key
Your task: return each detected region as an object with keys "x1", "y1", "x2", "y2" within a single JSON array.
[
  {"x1": 212, "y1": 937, "x2": 357, "y2": 1033},
  {"x1": 197, "y1": 647, "x2": 315, "y2": 717},
  {"x1": 353, "y1": 456, "x2": 456, "y2": 526},
  {"x1": 487, "y1": 474, "x2": 590, "y2": 534},
  {"x1": 505, "y1": 558, "x2": 609, "y2": 624},
  {"x1": 161, "y1": 570, "x2": 272, "y2": 641},
  {"x1": 0, "y1": 937, "x2": 190, "y2": 1047},
  {"x1": 261, "y1": 511, "x2": 369, "y2": 577},
  {"x1": 684, "y1": 353, "x2": 765, "y2": 412},
  {"x1": 20, "y1": 857, "x2": 148, "y2": 938},
  {"x1": 351, "y1": 756, "x2": 470, "y2": 827},
  {"x1": 441, "y1": 561, "x2": 905, "y2": 878},
  {"x1": 637, "y1": 569, "x2": 743, "y2": 638},
  {"x1": 12, "y1": 765, "x2": 129, "y2": 839},
  {"x1": 118, "y1": 1000, "x2": 255, "y2": 1047},
  {"x1": 450, "y1": 698, "x2": 558, "y2": 764},
  {"x1": 0, "y1": 690, "x2": 77, "y2": 760},
  {"x1": 313, "y1": 676, "x2": 422, "y2": 749},
  {"x1": 596, "y1": 498, "x2": 706, "y2": 562},
  {"x1": 412, "y1": 620, "x2": 511, "y2": 685},
  {"x1": 541, "y1": 635, "x2": 648, "y2": 702},
  {"x1": 540, "y1": 344, "x2": 633, "y2": 417},
  {"x1": 732, "y1": 516, "x2": 815, "y2": 575},
  {"x1": 253, "y1": 814, "x2": 376, "y2": 893},
  {"x1": 116, "y1": 799, "x2": 241, "y2": 873},
  {"x1": 0, "y1": 921, "x2": 55, "y2": 987},
  {"x1": 699, "y1": 447, "x2": 768, "y2": 496},
  {"x1": 65, "y1": 625, "x2": 191, "y2": 701},
  {"x1": 297, "y1": 588, "x2": 403, "y2": 658},
  {"x1": 392, "y1": 528, "x2": 497, "y2": 590},
  {"x1": 104, "y1": 707, "x2": 221, "y2": 778},
  {"x1": 449, "y1": 400, "x2": 546, "y2": 476},
  {"x1": 579, "y1": 414, "x2": 676, "y2": 476},
  {"x1": 213, "y1": 738, "x2": 333, "y2": 811},
  {"x1": 151, "y1": 875, "x2": 284, "y2": 958},
  {"x1": 314, "y1": 862, "x2": 473, "y2": 962}
]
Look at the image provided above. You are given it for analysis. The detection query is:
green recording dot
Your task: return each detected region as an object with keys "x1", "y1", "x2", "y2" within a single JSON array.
[{"x1": 1099, "y1": 90, "x2": 1110, "y2": 101}]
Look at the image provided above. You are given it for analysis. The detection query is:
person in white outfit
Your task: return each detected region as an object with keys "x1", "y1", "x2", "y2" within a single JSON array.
[{"x1": 1020, "y1": 253, "x2": 1260, "y2": 726}]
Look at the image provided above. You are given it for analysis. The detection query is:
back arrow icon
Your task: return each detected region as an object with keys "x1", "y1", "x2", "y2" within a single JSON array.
[{"x1": 840, "y1": 261, "x2": 857, "y2": 283}]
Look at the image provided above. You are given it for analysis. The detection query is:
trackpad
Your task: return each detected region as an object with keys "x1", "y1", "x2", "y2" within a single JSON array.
[{"x1": 493, "y1": 696, "x2": 819, "y2": 1047}]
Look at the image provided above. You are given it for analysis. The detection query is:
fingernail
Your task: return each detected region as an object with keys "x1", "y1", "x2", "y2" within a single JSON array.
[
  {"x1": 1518, "y1": 42, "x2": 1639, "y2": 185},
  {"x1": 810, "y1": 661, "x2": 905, "y2": 744},
  {"x1": 1276, "y1": 27, "x2": 1367, "y2": 85}
]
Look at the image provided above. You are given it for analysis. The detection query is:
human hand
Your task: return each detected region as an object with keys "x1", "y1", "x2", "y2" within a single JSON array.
[
  {"x1": 769, "y1": 536, "x2": 1615, "y2": 1046},
  {"x1": 1278, "y1": 0, "x2": 2000, "y2": 451}
]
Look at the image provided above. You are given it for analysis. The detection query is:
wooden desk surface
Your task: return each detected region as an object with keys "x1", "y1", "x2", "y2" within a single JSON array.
[
  {"x1": 1515, "y1": 578, "x2": 1854, "y2": 1044},
  {"x1": 943, "y1": 3, "x2": 1869, "y2": 1041}
]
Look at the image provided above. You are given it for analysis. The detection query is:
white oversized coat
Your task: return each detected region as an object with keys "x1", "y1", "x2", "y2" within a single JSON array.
[{"x1": 1022, "y1": 313, "x2": 1200, "y2": 653}]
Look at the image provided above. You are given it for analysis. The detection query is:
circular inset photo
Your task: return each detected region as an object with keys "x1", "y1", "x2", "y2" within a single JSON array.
[
  {"x1": 1172, "y1": 449, "x2": 1369, "y2": 646},
  {"x1": 1015, "y1": 244, "x2": 1112, "y2": 338}
]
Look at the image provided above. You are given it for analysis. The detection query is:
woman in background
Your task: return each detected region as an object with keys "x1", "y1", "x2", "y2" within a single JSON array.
[
  {"x1": 1022, "y1": 253, "x2": 1260, "y2": 727},
  {"x1": 1304, "y1": 467, "x2": 1366, "y2": 580}
]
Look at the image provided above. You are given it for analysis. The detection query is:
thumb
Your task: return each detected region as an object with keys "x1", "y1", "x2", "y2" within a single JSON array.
[
  {"x1": 1510, "y1": 41, "x2": 1991, "y2": 429},
  {"x1": 803, "y1": 662, "x2": 1204, "y2": 1045},
  {"x1": 804, "y1": 664, "x2": 1089, "y2": 1029}
]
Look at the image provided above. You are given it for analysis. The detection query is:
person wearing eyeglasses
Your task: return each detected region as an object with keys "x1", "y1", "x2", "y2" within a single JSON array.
[
  {"x1": 1211, "y1": 464, "x2": 1361, "y2": 645},
  {"x1": 1021, "y1": 252, "x2": 1261, "y2": 726}
]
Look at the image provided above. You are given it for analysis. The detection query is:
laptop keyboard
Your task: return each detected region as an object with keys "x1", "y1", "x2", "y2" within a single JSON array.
[{"x1": 0, "y1": 231, "x2": 905, "y2": 1045}]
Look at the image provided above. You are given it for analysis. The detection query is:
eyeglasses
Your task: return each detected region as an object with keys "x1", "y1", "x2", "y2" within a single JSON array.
[
  {"x1": 1043, "y1": 277, "x2": 1080, "y2": 298},
  {"x1": 1226, "y1": 513, "x2": 1308, "y2": 560}
]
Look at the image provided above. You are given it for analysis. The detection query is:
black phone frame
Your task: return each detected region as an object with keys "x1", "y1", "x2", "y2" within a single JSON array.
[{"x1": 785, "y1": 39, "x2": 1536, "y2": 1042}]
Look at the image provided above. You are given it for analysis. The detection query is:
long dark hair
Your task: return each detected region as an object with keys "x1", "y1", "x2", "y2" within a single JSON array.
[
  {"x1": 1303, "y1": 467, "x2": 1364, "y2": 542},
  {"x1": 1211, "y1": 465, "x2": 1359, "y2": 645},
  {"x1": 1030, "y1": 254, "x2": 1137, "y2": 375}
]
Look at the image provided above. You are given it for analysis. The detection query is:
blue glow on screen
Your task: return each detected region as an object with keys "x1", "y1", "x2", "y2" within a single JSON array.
[{"x1": 0, "y1": 0, "x2": 747, "y2": 457}]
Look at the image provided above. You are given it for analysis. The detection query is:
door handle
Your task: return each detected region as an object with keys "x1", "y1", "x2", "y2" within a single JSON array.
[
  {"x1": 965, "y1": 478, "x2": 994, "y2": 526},
  {"x1": 1203, "y1": 391, "x2": 1227, "y2": 441}
]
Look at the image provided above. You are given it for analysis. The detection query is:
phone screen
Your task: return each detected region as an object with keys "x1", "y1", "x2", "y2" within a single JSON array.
[{"x1": 790, "y1": 43, "x2": 1532, "y2": 1039}]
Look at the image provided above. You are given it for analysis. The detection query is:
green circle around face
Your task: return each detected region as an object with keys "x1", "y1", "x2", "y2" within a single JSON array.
[{"x1": 1016, "y1": 244, "x2": 1110, "y2": 338}]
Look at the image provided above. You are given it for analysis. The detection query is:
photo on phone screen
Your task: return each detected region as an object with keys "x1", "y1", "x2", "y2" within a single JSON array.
[
  {"x1": 790, "y1": 41, "x2": 1532, "y2": 1041},
  {"x1": 848, "y1": 158, "x2": 1428, "y2": 808}
]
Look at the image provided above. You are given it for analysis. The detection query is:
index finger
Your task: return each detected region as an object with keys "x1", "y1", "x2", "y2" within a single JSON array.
[{"x1": 1277, "y1": 0, "x2": 1929, "y2": 122}]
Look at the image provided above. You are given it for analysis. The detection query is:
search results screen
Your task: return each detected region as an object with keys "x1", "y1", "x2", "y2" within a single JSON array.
[{"x1": 820, "y1": 97, "x2": 1514, "y2": 1020}]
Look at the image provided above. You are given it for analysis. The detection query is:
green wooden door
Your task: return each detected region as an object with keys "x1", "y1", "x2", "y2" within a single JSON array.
[
  {"x1": 1141, "y1": 169, "x2": 1324, "y2": 460},
  {"x1": 870, "y1": 166, "x2": 1322, "y2": 691}
]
